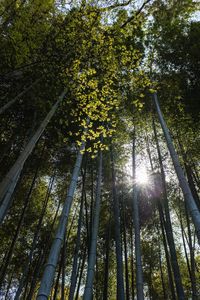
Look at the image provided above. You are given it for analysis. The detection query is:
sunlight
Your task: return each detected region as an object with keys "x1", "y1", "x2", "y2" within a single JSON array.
[{"x1": 136, "y1": 165, "x2": 149, "y2": 185}]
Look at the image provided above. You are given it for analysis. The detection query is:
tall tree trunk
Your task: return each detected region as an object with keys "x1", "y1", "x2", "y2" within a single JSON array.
[
  {"x1": 53, "y1": 228, "x2": 68, "y2": 300},
  {"x1": 152, "y1": 117, "x2": 185, "y2": 300},
  {"x1": 75, "y1": 247, "x2": 87, "y2": 300},
  {"x1": 130, "y1": 225, "x2": 135, "y2": 300},
  {"x1": 61, "y1": 230, "x2": 66, "y2": 300},
  {"x1": 110, "y1": 144, "x2": 125, "y2": 300},
  {"x1": 177, "y1": 139, "x2": 200, "y2": 211},
  {"x1": 84, "y1": 179, "x2": 90, "y2": 253},
  {"x1": 179, "y1": 202, "x2": 198, "y2": 300},
  {"x1": 0, "y1": 90, "x2": 67, "y2": 223},
  {"x1": 121, "y1": 198, "x2": 130, "y2": 300},
  {"x1": 132, "y1": 131, "x2": 144, "y2": 300},
  {"x1": 153, "y1": 93, "x2": 200, "y2": 243},
  {"x1": 159, "y1": 207, "x2": 176, "y2": 300},
  {"x1": 53, "y1": 260, "x2": 62, "y2": 300},
  {"x1": 0, "y1": 78, "x2": 41, "y2": 115},
  {"x1": 0, "y1": 156, "x2": 41, "y2": 288},
  {"x1": 103, "y1": 221, "x2": 111, "y2": 300},
  {"x1": 90, "y1": 161, "x2": 94, "y2": 239},
  {"x1": 83, "y1": 151, "x2": 103, "y2": 300},
  {"x1": 185, "y1": 208, "x2": 198, "y2": 300},
  {"x1": 158, "y1": 240, "x2": 167, "y2": 299},
  {"x1": 69, "y1": 169, "x2": 85, "y2": 300},
  {"x1": 26, "y1": 197, "x2": 78, "y2": 299},
  {"x1": 146, "y1": 123, "x2": 176, "y2": 299},
  {"x1": 36, "y1": 140, "x2": 86, "y2": 299},
  {"x1": 185, "y1": 164, "x2": 200, "y2": 211},
  {"x1": 25, "y1": 197, "x2": 64, "y2": 299},
  {"x1": 26, "y1": 250, "x2": 45, "y2": 300},
  {"x1": 14, "y1": 173, "x2": 55, "y2": 299}
]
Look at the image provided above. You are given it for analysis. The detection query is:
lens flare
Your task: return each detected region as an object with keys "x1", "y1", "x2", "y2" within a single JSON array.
[{"x1": 136, "y1": 166, "x2": 149, "y2": 185}]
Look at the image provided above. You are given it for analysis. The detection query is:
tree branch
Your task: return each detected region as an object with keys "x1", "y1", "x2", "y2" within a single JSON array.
[
  {"x1": 101, "y1": 0, "x2": 133, "y2": 12},
  {"x1": 120, "y1": 0, "x2": 152, "y2": 28}
]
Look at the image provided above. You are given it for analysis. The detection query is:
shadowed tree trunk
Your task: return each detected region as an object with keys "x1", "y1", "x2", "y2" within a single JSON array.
[
  {"x1": 0, "y1": 153, "x2": 42, "y2": 288},
  {"x1": 75, "y1": 247, "x2": 87, "y2": 300},
  {"x1": 121, "y1": 196, "x2": 130, "y2": 300},
  {"x1": 152, "y1": 117, "x2": 185, "y2": 300},
  {"x1": 179, "y1": 201, "x2": 198, "y2": 300},
  {"x1": 53, "y1": 254, "x2": 63, "y2": 300},
  {"x1": 69, "y1": 167, "x2": 86, "y2": 300},
  {"x1": 177, "y1": 139, "x2": 200, "y2": 211},
  {"x1": 0, "y1": 90, "x2": 67, "y2": 223},
  {"x1": 103, "y1": 220, "x2": 111, "y2": 300},
  {"x1": 159, "y1": 208, "x2": 176, "y2": 300},
  {"x1": 26, "y1": 198, "x2": 78, "y2": 299},
  {"x1": 61, "y1": 230, "x2": 66, "y2": 300},
  {"x1": 158, "y1": 240, "x2": 167, "y2": 299},
  {"x1": 83, "y1": 151, "x2": 103, "y2": 300},
  {"x1": 14, "y1": 172, "x2": 56, "y2": 299},
  {"x1": 110, "y1": 144, "x2": 125, "y2": 300},
  {"x1": 132, "y1": 130, "x2": 144, "y2": 300},
  {"x1": 153, "y1": 93, "x2": 200, "y2": 244},
  {"x1": 37, "y1": 139, "x2": 86, "y2": 299},
  {"x1": 130, "y1": 225, "x2": 135, "y2": 300}
]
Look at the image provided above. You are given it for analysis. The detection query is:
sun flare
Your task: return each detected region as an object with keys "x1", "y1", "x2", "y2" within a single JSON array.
[{"x1": 136, "y1": 166, "x2": 149, "y2": 185}]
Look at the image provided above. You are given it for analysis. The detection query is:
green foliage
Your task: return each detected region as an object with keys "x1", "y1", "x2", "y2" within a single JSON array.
[{"x1": 0, "y1": 1, "x2": 200, "y2": 299}]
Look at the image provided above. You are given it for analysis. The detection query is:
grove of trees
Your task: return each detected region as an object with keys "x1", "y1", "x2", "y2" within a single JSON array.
[{"x1": 0, "y1": 0, "x2": 200, "y2": 299}]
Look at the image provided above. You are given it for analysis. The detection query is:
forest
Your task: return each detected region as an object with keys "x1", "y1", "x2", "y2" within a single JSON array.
[{"x1": 0, "y1": 0, "x2": 200, "y2": 299}]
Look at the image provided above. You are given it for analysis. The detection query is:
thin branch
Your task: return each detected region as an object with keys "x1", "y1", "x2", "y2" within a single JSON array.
[
  {"x1": 101, "y1": 0, "x2": 132, "y2": 11},
  {"x1": 120, "y1": 0, "x2": 152, "y2": 28}
]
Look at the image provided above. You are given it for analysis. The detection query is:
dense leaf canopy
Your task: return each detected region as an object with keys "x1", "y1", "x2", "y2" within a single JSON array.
[{"x1": 0, "y1": 0, "x2": 200, "y2": 299}]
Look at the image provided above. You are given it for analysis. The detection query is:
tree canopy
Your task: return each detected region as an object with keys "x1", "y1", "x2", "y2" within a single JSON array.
[{"x1": 0, "y1": 0, "x2": 200, "y2": 299}]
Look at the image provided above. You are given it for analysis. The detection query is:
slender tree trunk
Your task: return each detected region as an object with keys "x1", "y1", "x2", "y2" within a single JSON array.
[
  {"x1": 153, "y1": 93, "x2": 200, "y2": 243},
  {"x1": 25, "y1": 197, "x2": 64, "y2": 299},
  {"x1": 145, "y1": 123, "x2": 176, "y2": 299},
  {"x1": 121, "y1": 198, "x2": 130, "y2": 300},
  {"x1": 132, "y1": 131, "x2": 144, "y2": 300},
  {"x1": 95, "y1": 256, "x2": 99, "y2": 300},
  {"x1": 83, "y1": 151, "x2": 103, "y2": 300},
  {"x1": 53, "y1": 242, "x2": 65, "y2": 300},
  {"x1": 177, "y1": 139, "x2": 200, "y2": 211},
  {"x1": 69, "y1": 171, "x2": 85, "y2": 300},
  {"x1": 185, "y1": 165, "x2": 200, "y2": 211},
  {"x1": 0, "y1": 90, "x2": 67, "y2": 223},
  {"x1": 25, "y1": 250, "x2": 44, "y2": 300},
  {"x1": 191, "y1": 165, "x2": 200, "y2": 190},
  {"x1": 75, "y1": 247, "x2": 87, "y2": 300},
  {"x1": 84, "y1": 181, "x2": 90, "y2": 253},
  {"x1": 180, "y1": 209, "x2": 192, "y2": 276},
  {"x1": 180, "y1": 202, "x2": 198, "y2": 300},
  {"x1": 152, "y1": 117, "x2": 185, "y2": 299},
  {"x1": 110, "y1": 145, "x2": 125, "y2": 300},
  {"x1": 26, "y1": 197, "x2": 78, "y2": 299},
  {"x1": 0, "y1": 157, "x2": 41, "y2": 288},
  {"x1": 158, "y1": 241, "x2": 167, "y2": 299},
  {"x1": 103, "y1": 222, "x2": 110, "y2": 300},
  {"x1": 90, "y1": 161, "x2": 94, "y2": 238},
  {"x1": 61, "y1": 230, "x2": 66, "y2": 300},
  {"x1": 159, "y1": 207, "x2": 176, "y2": 300},
  {"x1": 130, "y1": 226, "x2": 135, "y2": 300},
  {"x1": 37, "y1": 140, "x2": 86, "y2": 299},
  {"x1": 0, "y1": 78, "x2": 41, "y2": 115},
  {"x1": 148, "y1": 241, "x2": 154, "y2": 300},
  {"x1": 14, "y1": 173, "x2": 55, "y2": 299},
  {"x1": 53, "y1": 227, "x2": 66, "y2": 300},
  {"x1": 185, "y1": 209, "x2": 198, "y2": 300}
]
